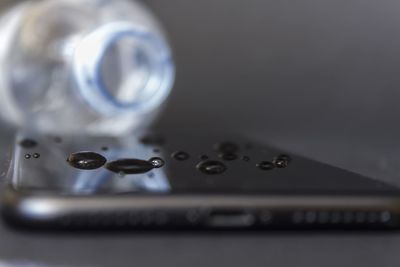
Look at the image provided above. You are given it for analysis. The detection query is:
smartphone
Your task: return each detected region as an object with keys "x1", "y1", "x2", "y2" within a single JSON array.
[{"x1": 2, "y1": 131, "x2": 400, "y2": 230}]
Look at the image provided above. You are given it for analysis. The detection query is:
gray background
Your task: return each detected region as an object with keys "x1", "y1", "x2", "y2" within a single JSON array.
[{"x1": 1, "y1": 0, "x2": 400, "y2": 266}]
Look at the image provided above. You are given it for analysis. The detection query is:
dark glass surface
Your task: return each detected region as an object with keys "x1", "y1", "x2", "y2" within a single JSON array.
[{"x1": 10, "y1": 132, "x2": 400, "y2": 196}]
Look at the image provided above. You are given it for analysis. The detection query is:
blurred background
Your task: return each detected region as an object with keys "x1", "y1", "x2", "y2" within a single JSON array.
[
  {"x1": 150, "y1": 0, "x2": 400, "y2": 187},
  {"x1": 1, "y1": 0, "x2": 400, "y2": 266}
]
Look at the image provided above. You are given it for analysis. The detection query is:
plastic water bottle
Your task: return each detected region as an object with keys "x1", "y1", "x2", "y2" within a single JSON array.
[{"x1": 0, "y1": 0, "x2": 175, "y2": 135}]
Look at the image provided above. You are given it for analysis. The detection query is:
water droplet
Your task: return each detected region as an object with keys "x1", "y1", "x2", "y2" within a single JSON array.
[
  {"x1": 67, "y1": 152, "x2": 107, "y2": 170},
  {"x1": 33, "y1": 153, "x2": 40, "y2": 159},
  {"x1": 118, "y1": 171, "x2": 126, "y2": 178},
  {"x1": 242, "y1": 156, "x2": 250, "y2": 161},
  {"x1": 24, "y1": 154, "x2": 31, "y2": 159},
  {"x1": 218, "y1": 153, "x2": 238, "y2": 161},
  {"x1": 274, "y1": 159, "x2": 288, "y2": 168},
  {"x1": 101, "y1": 146, "x2": 109, "y2": 151},
  {"x1": 257, "y1": 161, "x2": 274, "y2": 171},
  {"x1": 197, "y1": 160, "x2": 227, "y2": 175},
  {"x1": 140, "y1": 134, "x2": 165, "y2": 146},
  {"x1": 19, "y1": 139, "x2": 37, "y2": 148},
  {"x1": 105, "y1": 159, "x2": 154, "y2": 174},
  {"x1": 214, "y1": 142, "x2": 239, "y2": 153},
  {"x1": 149, "y1": 157, "x2": 165, "y2": 168},
  {"x1": 172, "y1": 151, "x2": 190, "y2": 161},
  {"x1": 273, "y1": 155, "x2": 291, "y2": 168},
  {"x1": 200, "y1": 155, "x2": 209, "y2": 160},
  {"x1": 153, "y1": 148, "x2": 161, "y2": 153},
  {"x1": 148, "y1": 172, "x2": 155, "y2": 178}
]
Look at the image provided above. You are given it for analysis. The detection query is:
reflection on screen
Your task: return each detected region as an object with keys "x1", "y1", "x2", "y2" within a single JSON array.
[{"x1": 12, "y1": 133, "x2": 171, "y2": 195}]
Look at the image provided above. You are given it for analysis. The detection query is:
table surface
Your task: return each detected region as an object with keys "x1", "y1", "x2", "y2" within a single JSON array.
[{"x1": 1, "y1": 0, "x2": 400, "y2": 266}]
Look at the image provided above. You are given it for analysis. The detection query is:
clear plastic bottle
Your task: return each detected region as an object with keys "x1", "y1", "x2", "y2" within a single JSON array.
[{"x1": 0, "y1": 0, "x2": 174, "y2": 135}]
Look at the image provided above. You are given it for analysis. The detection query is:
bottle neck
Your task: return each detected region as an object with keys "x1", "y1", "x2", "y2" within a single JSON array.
[{"x1": 73, "y1": 22, "x2": 174, "y2": 116}]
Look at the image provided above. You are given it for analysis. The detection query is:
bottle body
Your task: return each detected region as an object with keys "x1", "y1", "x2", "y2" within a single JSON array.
[{"x1": 0, "y1": 0, "x2": 174, "y2": 135}]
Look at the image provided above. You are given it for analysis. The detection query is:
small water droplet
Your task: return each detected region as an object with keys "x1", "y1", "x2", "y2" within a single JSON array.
[
  {"x1": 242, "y1": 156, "x2": 250, "y2": 161},
  {"x1": 153, "y1": 148, "x2": 161, "y2": 153},
  {"x1": 172, "y1": 151, "x2": 190, "y2": 161},
  {"x1": 257, "y1": 161, "x2": 274, "y2": 171},
  {"x1": 53, "y1": 136, "x2": 62, "y2": 143},
  {"x1": 19, "y1": 139, "x2": 37, "y2": 148},
  {"x1": 140, "y1": 134, "x2": 165, "y2": 146},
  {"x1": 200, "y1": 155, "x2": 209, "y2": 160},
  {"x1": 105, "y1": 159, "x2": 154, "y2": 174},
  {"x1": 218, "y1": 153, "x2": 238, "y2": 161},
  {"x1": 33, "y1": 153, "x2": 40, "y2": 159},
  {"x1": 101, "y1": 146, "x2": 109, "y2": 151},
  {"x1": 24, "y1": 154, "x2": 31, "y2": 159},
  {"x1": 148, "y1": 172, "x2": 155, "y2": 178},
  {"x1": 273, "y1": 155, "x2": 291, "y2": 168},
  {"x1": 149, "y1": 157, "x2": 165, "y2": 168},
  {"x1": 197, "y1": 160, "x2": 227, "y2": 175},
  {"x1": 274, "y1": 159, "x2": 288, "y2": 168},
  {"x1": 118, "y1": 171, "x2": 126, "y2": 178},
  {"x1": 67, "y1": 152, "x2": 107, "y2": 170},
  {"x1": 214, "y1": 142, "x2": 239, "y2": 153}
]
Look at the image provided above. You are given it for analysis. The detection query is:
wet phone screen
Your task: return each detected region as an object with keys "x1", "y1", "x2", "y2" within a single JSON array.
[{"x1": 10, "y1": 132, "x2": 400, "y2": 196}]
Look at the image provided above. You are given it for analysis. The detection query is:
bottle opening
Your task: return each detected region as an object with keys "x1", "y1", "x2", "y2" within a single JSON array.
[
  {"x1": 73, "y1": 22, "x2": 174, "y2": 115},
  {"x1": 99, "y1": 35, "x2": 153, "y2": 106}
]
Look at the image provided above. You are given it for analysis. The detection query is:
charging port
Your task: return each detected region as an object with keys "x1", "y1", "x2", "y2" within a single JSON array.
[{"x1": 207, "y1": 210, "x2": 255, "y2": 228}]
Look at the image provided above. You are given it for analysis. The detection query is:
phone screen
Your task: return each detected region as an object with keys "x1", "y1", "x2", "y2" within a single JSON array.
[{"x1": 10, "y1": 132, "x2": 400, "y2": 196}]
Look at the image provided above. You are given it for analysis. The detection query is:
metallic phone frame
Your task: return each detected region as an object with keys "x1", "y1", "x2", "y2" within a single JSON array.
[{"x1": 3, "y1": 186, "x2": 400, "y2": 230}]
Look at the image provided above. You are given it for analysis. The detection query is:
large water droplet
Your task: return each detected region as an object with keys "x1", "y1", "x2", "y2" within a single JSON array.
[
  {"x1": 105, "y1": 159, "x2": 154, "y2": 174},
  {"x1": 33, "y1": 153, "x2": 40, "y2": 159},
  {"x1": 19, "y1": 139, "x2": 37, "y2": 149},
  {"x1": 67, "y1": 152, "x2": 107, "y2": 170},
  {"x1": 171, "y1": 151, "x2": 190, "y2": 161},
  {"x1": 197, "y1": 160, "x2": 227, "y2": 175}
]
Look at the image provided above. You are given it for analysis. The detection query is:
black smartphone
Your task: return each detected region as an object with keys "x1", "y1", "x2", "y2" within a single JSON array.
[{"x1": 2, "y1": 131, "x2": 400, "y2": 230}]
